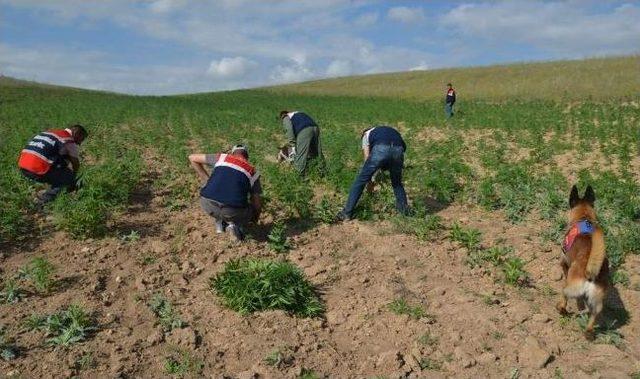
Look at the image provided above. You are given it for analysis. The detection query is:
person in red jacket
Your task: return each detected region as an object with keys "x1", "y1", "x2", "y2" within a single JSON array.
[
  {"x1": 445, "y1": 83, "x2": 456, "y2": 118},
  {"x1": 18, "y1": 125, "x2": 88, "y2": 204}
]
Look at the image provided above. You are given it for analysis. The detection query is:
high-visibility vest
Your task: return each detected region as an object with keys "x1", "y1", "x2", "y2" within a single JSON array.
[{"x1": 18, "y1": 129, "x2": 73, "y2": 175}]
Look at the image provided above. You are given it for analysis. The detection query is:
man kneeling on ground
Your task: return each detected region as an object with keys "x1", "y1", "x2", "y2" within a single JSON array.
[
  {"x1": 189, "y1": 144, "x2": 262, "y2": 241},
  {"x1": 18, "y1": 124, "x2": 88, "y2": 204}
]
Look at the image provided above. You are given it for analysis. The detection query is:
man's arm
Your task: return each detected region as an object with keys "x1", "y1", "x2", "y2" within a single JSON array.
[
  {"x1": 282, "y1": 117, "x2": 296, "y2": 145},
  {"x1": 62, "y1": 142, "x2": 81, "y2": 172},
  {"x1": 250, "y1": 194, "x2": 262, "y2": 222},
  {"x1": 363, "y1": 145, "x2": 370, "y2": 161},
  {"x1": 188, "y1": 154, "x2": 212, "y2": 183}
]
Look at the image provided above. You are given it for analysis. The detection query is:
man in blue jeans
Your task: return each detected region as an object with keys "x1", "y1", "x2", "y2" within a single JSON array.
[{"x1": 337, "y1": 125, "x2": 409, "y2": 220}]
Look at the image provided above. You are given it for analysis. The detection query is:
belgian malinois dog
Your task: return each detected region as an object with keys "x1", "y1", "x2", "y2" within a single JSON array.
[{"x1": 556, "y1": 185, "x2": 609, "y2": 340}]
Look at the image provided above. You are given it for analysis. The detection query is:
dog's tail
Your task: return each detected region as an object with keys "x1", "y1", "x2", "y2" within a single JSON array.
[{"x1": 585, "y1": 228, "x2": 606, "y2": 281}]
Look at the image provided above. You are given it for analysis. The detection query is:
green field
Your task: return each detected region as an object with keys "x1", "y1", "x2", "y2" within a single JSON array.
[{"x1": 1, "y1": 56, "x2": 639, "y2": 275}]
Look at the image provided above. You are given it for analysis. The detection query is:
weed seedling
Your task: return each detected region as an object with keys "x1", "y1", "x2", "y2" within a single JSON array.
[
  {"x1": 299, "y1": 368, "x2": 319, "y2": 379},
  {"x1": 164, "y1": 348, "x2": 203, "y2": 378},
  {"x1": 264, "y1": 346, "x2": 293, "y2": 368},
  {"x1": 0, "y1": 278, "x2": 25, "y2": 303},
  {"x1": 419, "y1": 357, "x2": 442, "y2": 370},
  {"x1": 0, "y1": 327, "x2": 18, "y2": 361},
  {"x1": 417, "y1": 332, "x2": 438, "y2": 346},
  {"x1": 20, "y1": 257, "x2": 56, "y2": 294},
  {"x1": 149, "y1": 294, "x2": 186, "y2": 331},
  {"x1": 388, "y1": 298, "x2": 431, "y2": 320},
  {"x1": 25, "y1": 304, "x2": 95, "y2": 346},
  {"x1": 267, "y1": 221, "x2": 291, "y2": 253},
  {"x1": 449, "y1": 223, "x2": 482, "y2": 251}
]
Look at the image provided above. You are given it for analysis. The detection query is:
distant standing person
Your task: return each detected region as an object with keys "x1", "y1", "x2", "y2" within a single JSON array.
[
  {"x1": 18, "y1": 124, "x2": 88, "y2": 204},
  {"x1": 189, "y1": 144, "x2": 262, "y2": 241},
  {"x1": 279, "y1": 110, "x2": 324, "y2": 175},
  {"x1": 336, "y1": 126, "x2": 409, "y2": 220},
  {"x1": 445, "y1": 83, "x2": 456, "y2": 118}
]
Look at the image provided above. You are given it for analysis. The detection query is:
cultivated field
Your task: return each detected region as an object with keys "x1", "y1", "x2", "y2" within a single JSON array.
[{"x1": 1, "y1": 56, "x2": 639, "y2": 378}]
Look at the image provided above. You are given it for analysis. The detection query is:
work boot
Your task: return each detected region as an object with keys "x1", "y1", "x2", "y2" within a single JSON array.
[
  {"x1": 335, "y1": 210, "x2": 352, "y2": 222},
  {"x1": 215, "y1": 220, "x2": 228, "y2": 234},
  {"x1": 227, "y1": 223, "x2": 245, "y2": 241}
]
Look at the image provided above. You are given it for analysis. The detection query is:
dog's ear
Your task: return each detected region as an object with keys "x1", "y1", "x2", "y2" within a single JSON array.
[
  {"x1": 569, "y1": 185, "x2": 580, "y2": 208},
  {"x1": 583, "y1": 185, "x2": 596, "y2": 205}
]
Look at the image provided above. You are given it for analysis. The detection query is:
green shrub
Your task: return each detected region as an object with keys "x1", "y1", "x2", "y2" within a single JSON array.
[
  {"x1": 502, "y1": 257, "x2": 528, "y2": 286},
  {"x1": 210, "y1": 258, "x2": 323, "y2": 317},
  {"x1": 449, "y1": 223, "x2": 482, "y2": 251},
  {"x1": 393, "y1": 214, "x2": 442, "y2": 241},
  {"x1": 314, "y1": 196, "x2": 338, "y2": 224},
  {"x1": 149, "y1": 294, "x2": 185, "y2": 331}
]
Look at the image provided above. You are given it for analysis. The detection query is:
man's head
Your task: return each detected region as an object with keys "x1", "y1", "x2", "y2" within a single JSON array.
[
  {"x1": 231, "y1": 144, "x2": 249, "y2": 159},
  {"x1": 447, "y1": 83, "x2": 452, "y2": 88},
  {"x1": 279, "y1": 110, "x2": 289, "y2": 120},
  {"x1": 70, "y1": 124, "x2": 88, "y2": 144}
]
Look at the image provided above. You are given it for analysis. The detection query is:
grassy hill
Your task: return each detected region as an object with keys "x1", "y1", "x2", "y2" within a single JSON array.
[
  {"x1": 269, "y1": 55, "x2": 640, "y2": 101},
  {"x1": 1, "y1": 56, "x2": 639, "y2": 378}
]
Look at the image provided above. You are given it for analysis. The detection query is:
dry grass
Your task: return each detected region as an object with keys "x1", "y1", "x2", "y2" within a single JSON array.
[{"x1": 268, "y1": 55, "x2": 639, "y2": 102}]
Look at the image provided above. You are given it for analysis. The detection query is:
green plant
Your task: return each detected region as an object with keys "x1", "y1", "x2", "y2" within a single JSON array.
[
  {"x1": 120, "y1": 230, "x2": 141, "y2": 243},
  {"x1": 211, "y1": 258, "x2": 323, "y2": 317},
  {"x1": 314, "y1": 196, "x2": 338, "y2": 224},
  {"x1": 75, "y1": 352, "x2": 95, "y2": 371},
  {"x1": 26, "y1": 304, "x2": 95, "y2": 346},
  {"x1": 388, "y1": 298, "x2": 432, "y2": 320},
  {"x1": 164, "y1": 348, "x2": 203, "y2": 378},
  {"x1": 418, "y1": 357, "x2": 441, "y2": 370},
  {"x1": 20, "y1": 257, "x2": 56, "y2": 294},
  {"x1": 264, "y1": 347, "x2": 293, "y2": 368},
  {"x1": 149, "y1": 294, "x2": 185, "y2": 331},
  {"x1": 502, "y1": 257, "x2": 528, "y2": 286},
  {"x1": 0, "y1": 327, "x2": 18, "y2": 361},
  {"x1": 393, "y1": 214, "x2": 443, "y2": 241},
  {"x1": 0, "y1": 278, "x2": 25, "y2": 303},
  {"x1": 299, "y1": 368, "x2": 319, "y2": 379},
  {"x1": 417, "y1": 332, "x2": 438, "y2": 346},
  {"x1": 450, "y1": 223, "x2": 482, "y2": 251},
  {"x1": 553, "y1": 367, "x2": 564, "y2": 379},
  {"x1": 611, "y1": 270, "x2": 629, "y2": 287},
  {"x1": 267, "y1": 221, "x2": 291, "y2": 253}
]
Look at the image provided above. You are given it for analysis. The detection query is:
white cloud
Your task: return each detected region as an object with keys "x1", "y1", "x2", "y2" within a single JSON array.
[
  {"x1": 387, "y1": 6, "x2": 426, "y2": 24},
  {"x1": 269, "y1": 61, "x2": 315, "y2": 84},
  {"x1": 326, "y1": 59, "x2": 352, "y2": 77},
  {"x1": 207, "y1": 56, "x2": 257, "y2": 79},
  {"x1": 353, "y1": 11, "x2": 378, "y2": 27},
  {"x1": 410, "y1": 62, "x2": 429, "y2": 71},
  {"x1": 440, "y1": 2, "x2": 640, "y2": 56}
]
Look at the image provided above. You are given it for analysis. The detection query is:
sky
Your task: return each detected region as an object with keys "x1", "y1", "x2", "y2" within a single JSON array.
[{"x1": 1, "y1": 0, "x2": 638, "y2": 95}]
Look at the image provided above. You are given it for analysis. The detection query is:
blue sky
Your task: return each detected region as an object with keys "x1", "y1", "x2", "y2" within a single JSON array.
[{"x1": 1, "y1": 0, "x2": 638, "y2": 95}]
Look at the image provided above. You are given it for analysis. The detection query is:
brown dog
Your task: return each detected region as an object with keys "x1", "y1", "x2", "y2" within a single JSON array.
[{"x1": 556, "y1": 185, "x2": 609, "y2": 340}]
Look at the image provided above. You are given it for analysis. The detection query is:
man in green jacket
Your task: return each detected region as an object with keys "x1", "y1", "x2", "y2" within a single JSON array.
[{"x1": 279, "y1": 110, "x2": 324, "y2": 175}]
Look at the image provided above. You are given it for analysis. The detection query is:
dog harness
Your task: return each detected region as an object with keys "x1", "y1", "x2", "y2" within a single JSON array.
[{"x1": 562, "y1": 219, "x2": 594, "y2": 253}]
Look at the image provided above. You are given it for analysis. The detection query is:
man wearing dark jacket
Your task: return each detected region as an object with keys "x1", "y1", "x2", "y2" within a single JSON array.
[
  {"x1": 337, "y1": 125, "x2": 409, "y2": 220},
  {"x1": 279, "y1": 110, "x2": 324, "y2": 175},
  {"x1": 445, "y1": 83, "x2": 456, "y2": 118},
  {"x1": 189, "y1": 144, "x2": 262, "y2": 241}
]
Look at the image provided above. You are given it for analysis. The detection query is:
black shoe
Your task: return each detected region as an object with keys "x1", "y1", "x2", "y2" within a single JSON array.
[{"x1": 335, "y1": 211, "x2": 351, "y2": 222}]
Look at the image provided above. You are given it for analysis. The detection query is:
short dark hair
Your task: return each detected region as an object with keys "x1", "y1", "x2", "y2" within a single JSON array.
[
  {"x1": 447, "y1": 83, "x2": 452, "y2": 87},
  {"x1": 70, "y1": 124, "x2": 88, "y2": 139},
  {"x1": 279, "y1": 110, "x2": 289, "y2": 120}
]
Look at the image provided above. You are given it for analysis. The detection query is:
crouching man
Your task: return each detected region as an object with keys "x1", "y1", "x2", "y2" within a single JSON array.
[
  {"x1": 188, "y1": 144, "x2": 262, "y2": 241},
  {"x1": 18, "y1": 124, "x2": 88, "y2": 204}
]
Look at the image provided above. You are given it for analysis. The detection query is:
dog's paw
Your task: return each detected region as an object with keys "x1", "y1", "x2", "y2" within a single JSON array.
[{"x1": 555, "y1": 302, "x2": 568, "y2": 315}]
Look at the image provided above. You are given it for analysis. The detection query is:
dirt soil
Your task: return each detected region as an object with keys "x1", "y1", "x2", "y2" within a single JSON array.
[{"x1": 1, "y1": 175, "x2": 639, "y2": 378}]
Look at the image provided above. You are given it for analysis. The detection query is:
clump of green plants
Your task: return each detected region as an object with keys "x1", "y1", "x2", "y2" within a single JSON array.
[
  {"x1": 388, "y1": 298, "x2": 432, "y2": 320},
  {"x1": 267, "y1": 221, "x2": 291, "y2": 253},
  {"x1": 449, "y1": 223, "x2": 482, "y2": 251},
  {"x1": 466, "y1": 243, "x2": 529, "y2": 286},
  {"x1": 149, "y1": 294, "x2": 185, "y2": 331},
  {"x1": 120, "y1": 230, "x2": 141, "y2": 243},
  {"x1": 74, "y1": 352, "x2": 96, "y2": 371},
  {"x1": 0, "y1": 278, "x2": 25, "y2": 304},
  {"x1": 264, "y1": 346, "x2": 293, "y2": 368},
  {"x1": 502, "y1": 257, "x2": 528, "y2": 286},
  {"x1": 314, "y1": 196, "x2": 338, "y2": 224},
  {"x1": 0, "y1": 326, "x2": 18, "y2": 361},
  {"x1": 576, "y1": 313, "x2": 625, "y2": 348},
  {"x1": 393, "y1": 213, "x2": 443, "y2": 241},
  {"x1": 164, "y1": 348, "x2": 203, "y2": 378},
  {"x1": 299, "y1": 368, "x2": 320, "y2": 379},
  {"x1": 210, "y1": 258, "x2": 323, "y2": 317},
  {"x1": 24, "y1": 304, "x2": 95, "y2": 346},
  {"x1": 19, "y1": 256, "x2": 56, "y2": 294}
]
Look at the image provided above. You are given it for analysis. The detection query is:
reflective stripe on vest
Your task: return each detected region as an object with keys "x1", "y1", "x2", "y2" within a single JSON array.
[{"x1": 18, "y1": 129, "x2": 72, "y2": 175}]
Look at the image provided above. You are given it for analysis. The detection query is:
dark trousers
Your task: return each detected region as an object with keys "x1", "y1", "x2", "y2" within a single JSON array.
[
  {"x1": 294, "y1": 126, "x2": 324, "y2": 175},
  {"x1": 200, "y1": 197, "x2": 255, "y2": 227},
  {"x1": 445, "y1": 102, "x2": 455, "y2": 118},
  {"x1": 21, "y1": 164, "x2": 77, "y2": 203},
  {"x1": 342, "y1": 144, "x2": 409, "y2": 217}
]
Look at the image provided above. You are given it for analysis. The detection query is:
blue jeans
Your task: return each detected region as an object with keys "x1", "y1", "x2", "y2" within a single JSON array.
[
  {"x1": 445, "y1": 102, "x2": 454, "y2": 118},
  {"x1": 342, "y1": 144, "x2": 409, "y2": 217}
]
